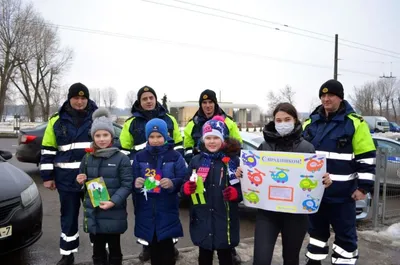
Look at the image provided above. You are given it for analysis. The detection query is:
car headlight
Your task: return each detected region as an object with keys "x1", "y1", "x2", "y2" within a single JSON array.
[{"x1": 21, "y1": 182, "x2": 39, "y2": 207}]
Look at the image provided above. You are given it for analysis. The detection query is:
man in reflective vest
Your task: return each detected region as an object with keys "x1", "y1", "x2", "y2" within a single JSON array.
[
  {"x1": 119, "y1": 86, "x2": 183, "y2": 160},
  {"x1": 40, "y1": 83, "x2": 98, "y2": 265},
  {"x1": 119, "y1": 86, "x2": 183, "y2": 262},
  {"x1": 183, "y1": 89, "x2": 242, "y2": 164},
  {"x1": 303, "y1": 79, "x2": 376, "y2": 265}
]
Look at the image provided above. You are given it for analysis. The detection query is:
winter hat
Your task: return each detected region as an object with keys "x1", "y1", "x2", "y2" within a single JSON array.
[
  {"x1": 202, "y1": 115, "x2": 228, "y2": 141},
  {"x1": 68, "y1": 82, "x2": 89, "y2": 100},
  {"x1": 145, "y1": 118, "x2": 169, "y2": 140},
  {"x1": 90, "y1": 108, "x2": 114, "y2": 138},
  {"x1": 137, "y1": 86, "x2": 157, "y2": 103},
  {"x1": 199, "y1": 89, "x2": 218, "y2": 106},
  {"x1": 319, "y1": 79, "x2": 344, "y2": 99}
]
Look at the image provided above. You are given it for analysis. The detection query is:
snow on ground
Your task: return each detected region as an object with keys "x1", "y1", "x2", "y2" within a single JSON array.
[{"x1": 359, "y1": 223, "x2": 400, "y2": 247}]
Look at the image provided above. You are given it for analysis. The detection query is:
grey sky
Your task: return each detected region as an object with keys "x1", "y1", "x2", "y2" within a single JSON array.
[{"x1": 33, "y1": 0, "x2": 400, "y2": 112}]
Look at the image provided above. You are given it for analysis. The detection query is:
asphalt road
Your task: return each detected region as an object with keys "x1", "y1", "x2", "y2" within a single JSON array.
[{"x1": 0, "y1": 138, "x2": 257, "y2": 265}]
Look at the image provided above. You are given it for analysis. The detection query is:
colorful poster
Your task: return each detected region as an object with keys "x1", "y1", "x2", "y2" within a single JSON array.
[
  {"x1": 85, "y1": 177, "x2": 110, "y2": 207},
  {"x1": 240, "y1": 150, "x2": 326, "y2": 214},
  {"x1": 140, "y1": 168, "x2": 162, "y2": 200}
]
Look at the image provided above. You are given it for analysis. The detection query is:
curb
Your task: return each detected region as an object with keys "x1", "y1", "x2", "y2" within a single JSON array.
[
  {"x1": 75, "y1": 237, "x2": 255, "y2": 265},
  {"x1": 0, "y1": 133, "x2": 18, "y2": 138}
]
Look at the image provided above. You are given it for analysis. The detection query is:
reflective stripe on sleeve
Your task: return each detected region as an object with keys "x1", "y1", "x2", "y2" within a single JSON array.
[
  {"x1": 316, "y1": 151, "x2": 354, "y2": 161},
  {"x1": 58, "y1": 142, "x2": 91, "y2": 151},
  {"x1": 41, "y1": 149, "x2": 57, "y2": 155},
  {"x1": 40, "y1": 163, "x2": 54, "y2": 171},
  {"x1": 54, "y1": 162, "x2": 81, "y2": 169},
  {"x1": 357, "y1": 172, "x2": 375, "y2": 181},
  {"x1": 329, "y1": 173, "x2": 357, "y2": 181}
]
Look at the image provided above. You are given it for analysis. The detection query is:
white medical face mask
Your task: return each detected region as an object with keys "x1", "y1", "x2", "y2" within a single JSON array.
[{"x1": 275, "y1": 122, "x2": 295, "y2": 136}]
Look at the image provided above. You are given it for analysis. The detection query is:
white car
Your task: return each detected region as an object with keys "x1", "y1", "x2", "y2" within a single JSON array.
[{"x1": 239, "y1": 132, "x2": 371, "y2": 220}]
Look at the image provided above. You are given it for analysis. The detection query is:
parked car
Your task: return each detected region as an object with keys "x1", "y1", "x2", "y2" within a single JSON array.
[
  {"x1": 239, "y1": 131, "x2": 371, "y2": 220},
  {"x1": 16, "y1": 122, "x2": 123, "y2": 165},
  {"x1": 0, "y1": 150, "x2": 43, "y2": 255},
  {"x1": 389, "y1": 122, "x2": 400, "y2": 133},
  {"x1": 373, "y1": 135, "x2": 400, "y2": 188}
]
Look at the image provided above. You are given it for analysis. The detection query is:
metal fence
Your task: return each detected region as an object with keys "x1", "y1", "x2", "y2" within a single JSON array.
[{"x1": 372, "y1": 147, "x2": 400, "y2": 228}]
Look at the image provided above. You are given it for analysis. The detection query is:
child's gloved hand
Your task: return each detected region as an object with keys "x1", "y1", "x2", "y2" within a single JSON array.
[
  {"x1": 183, "y1": 181, "x2": 197, "y2": 195},
  {"x1": 135, "y1": 177, "x2": 145, "y2": 189},
  {"x1": 223, "y1": 186, "x2": 238, "y2": 201}
]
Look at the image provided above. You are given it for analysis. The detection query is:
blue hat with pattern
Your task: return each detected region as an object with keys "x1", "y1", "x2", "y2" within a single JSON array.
[{"x1": 145, "y1": 118, "x2": 169, "y2": 140}]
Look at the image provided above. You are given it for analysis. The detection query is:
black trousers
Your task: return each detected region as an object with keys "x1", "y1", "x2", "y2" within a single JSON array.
[
  {"x1": 199, "y1": 247, "x2": 233, "y2": 265},
  {"x1": 150, "y1": 234, "x2": 175, "y2": 265},
  {"x1": 253, "y1": 209, "x2": 309, "y2": 265},
  {"x1": 92, "y1": 233, "x2": 122, "y2": 259}
]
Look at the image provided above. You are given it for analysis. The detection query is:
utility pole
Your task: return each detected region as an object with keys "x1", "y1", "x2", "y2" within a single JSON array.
[
  {"x1": 219, "y1": 90, "x2": 222, "y2": 102},
  {"x1": 334, "y1": 34, "x2": 338, "y2": 80}
]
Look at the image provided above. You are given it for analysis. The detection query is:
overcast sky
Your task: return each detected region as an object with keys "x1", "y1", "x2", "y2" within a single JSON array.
[{"x1": 33, "y1": 0, "x2": 400, "y2": 113}]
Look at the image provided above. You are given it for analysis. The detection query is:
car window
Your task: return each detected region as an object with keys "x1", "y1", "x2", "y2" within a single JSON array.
[
  {"x1": 242, "y1": 141, "x2": 257, "y2": 151},
  {"x1": 36, "y1": 123, "x2": 48, "y2": 130},
  {"x1": 375, "y1": 139, "x2": 400, "y2": 154},
  {"x1": 113, "y1": 125, "x2": 122, "y2": 138}
]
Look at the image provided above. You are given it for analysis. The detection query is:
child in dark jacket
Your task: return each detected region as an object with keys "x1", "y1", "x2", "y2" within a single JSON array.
[
  {"x1": 182, "y1": 116, "x2": 243, "y2": 265},
  {"x1": 252, "y1": 103, "x2": 332, "y2": 265},
  {"x1": 76, "y1": 108, "x2": 133, "y2": 265},
  {"x1": 133, "y1": 118, "x2": 186, "y2": 265}
]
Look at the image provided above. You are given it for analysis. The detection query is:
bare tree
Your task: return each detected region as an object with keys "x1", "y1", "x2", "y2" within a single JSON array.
[
  {"x1": 125, "y1": 90, "x2": 136, "y2": 109},
  {"x1": 0, "y1": 0, "x2": 35, "y2": 119},
  {"x1": 102, "y1": 87, "x2": 117, "y2": 111},
  {"x1": 349, "y1": 82, "x2": 376, "y2": 116},
  {"x1": 90, "y1": 88, "x2": 101, "y2": 107},
  {"x1": 266, "y1": 85, "x2": 296, "y2": 114},
  {"x1": 50, "y1": 85, "x2": 68, "y2": 109},
  {"x1": 308, "y1": 97, "x2": 321, "y2": 114},
  {"x1": 378, "y1": 78, "x2": 395, "y2": 118}
]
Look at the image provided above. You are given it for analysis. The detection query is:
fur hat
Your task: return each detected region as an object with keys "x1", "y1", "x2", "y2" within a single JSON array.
[
  {"x1": 145, "y1": 118, "x2": 168, "y2": 140},
  {"x1": 90, "y1": 108, "x2": 114, "y2": 138},
  {"x1": 202, "y1": 115, "x2": 228, "y2": 141}
]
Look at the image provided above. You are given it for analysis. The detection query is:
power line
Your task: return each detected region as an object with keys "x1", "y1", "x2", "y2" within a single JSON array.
[
  {"x1": 43, "y1": 22, "x2": 378, "y2": 77},
  {"x1": 146, "y1": 0, "x2": 400, "y2": 59}
]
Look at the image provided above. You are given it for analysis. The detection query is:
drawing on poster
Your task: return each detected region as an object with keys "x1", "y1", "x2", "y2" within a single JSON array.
[
  {"x1": 269, "y1": 168, "x2": 289, "y2": 183},
  {"x1": 241, "y1": 151, "x2": 260, "y2": 168},
  {"x1": 299, "y1": 175, "x2": 318, "y2": 191},
  {"x1": 243, "y1": 189, "x2": 260, "y2": 204},
  {"x1": 302, "y1": 194, "x2": 320, "y2": 212},
  {"x1": 240, "y1": 150, "x2": 326, "y2": 214},
  {"x1": 247, "y1": 168, "x2": 266, "y2": 186},
  {"x1": 305, "y1": 155, "x2": 324, "y2": 172},
  {"x1": 268, "y1": 186, "x2": 294, "y2": 202}
]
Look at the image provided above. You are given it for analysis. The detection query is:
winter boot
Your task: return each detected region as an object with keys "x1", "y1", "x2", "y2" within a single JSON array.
[
  {"x1": 305, "y1": 258, "x2": 322, "y2": 265},
  {"x1": 92, "y1": 255, "x2": 108, "y2": 265},
  {"x1": 56, "y1": 254, "x2": 74, "y2": 265},
  {"x1": 109, "y1": 256, "x2": 123, "y2": 265},
  {"x1": 232, "y1": 248, "x2": 242, "y2": 264},
  {"x1": 139, "y1": 245, "x2": 151, "y2": 262}
]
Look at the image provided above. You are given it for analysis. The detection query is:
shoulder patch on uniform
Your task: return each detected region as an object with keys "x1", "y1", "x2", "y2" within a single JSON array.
[
  {"x1": 50, "y1": 112, "x2": 59, "y2": 119},
  {"x1": 349, "y1": 113, "x2": 364, "y2": 121}
]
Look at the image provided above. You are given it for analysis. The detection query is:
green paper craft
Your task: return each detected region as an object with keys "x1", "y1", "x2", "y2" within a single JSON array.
[
  {"x1": 86, "y1": 177, "x2": 110, "y2": 207},
  {"x1": 190, "y1": 170, "x2": 206, "y2": 205}
]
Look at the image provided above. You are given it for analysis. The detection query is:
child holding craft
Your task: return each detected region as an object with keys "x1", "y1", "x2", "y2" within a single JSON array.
[
  {"x1": 251, "y1": 102, "x2": 332, "y2": 265},
  {"x1": 132, "y1": 118, "x2": 186, "y2": 265},
  {"x1": 182, "y1": 116, "x2": 242, "y2": 265}
]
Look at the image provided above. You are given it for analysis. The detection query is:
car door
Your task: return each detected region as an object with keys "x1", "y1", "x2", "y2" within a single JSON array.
[{"x1": 374, "y1": 139, "x2": 400, "y2": 186}]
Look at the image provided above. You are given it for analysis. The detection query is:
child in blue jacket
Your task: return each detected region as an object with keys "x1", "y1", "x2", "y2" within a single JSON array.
[
  {"x1": 182, "y1": 116, "x2": 243, "y2": 265},
  {"x1": 133, "y1": 118, "x2": 186, "y2": 265}
]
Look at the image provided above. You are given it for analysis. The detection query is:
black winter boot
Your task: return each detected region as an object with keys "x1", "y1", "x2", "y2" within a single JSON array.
[
  {"x1": 305, "y1": 258, "x2": 322, "y2": 265},
  {"x1": 139, "y1": 245, "x2": 151, "y2": 262},
  {"x1": 92, "y1": 256, "x2": 108, "y2": 265},
  {"x1": 57, "y1": 254, "x2": 74, "y2": 265},
  {"x1": 109, "y1": 256, "x2": 123, "y2": 265}
]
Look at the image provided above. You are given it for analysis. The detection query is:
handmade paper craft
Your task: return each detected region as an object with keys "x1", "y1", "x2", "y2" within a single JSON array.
[
  {"x1": 86, "y1": 177, "x2": 110, "y2": 207},
  {"x1": 190, "y1": 169, "x2": 206, "y2": 205},
  {"x1": 141, "y1": 168, "x2": 162, "y2": 201},
  {"x1": 240, "y1": 150, "x2": 326, "y2": 214}
]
